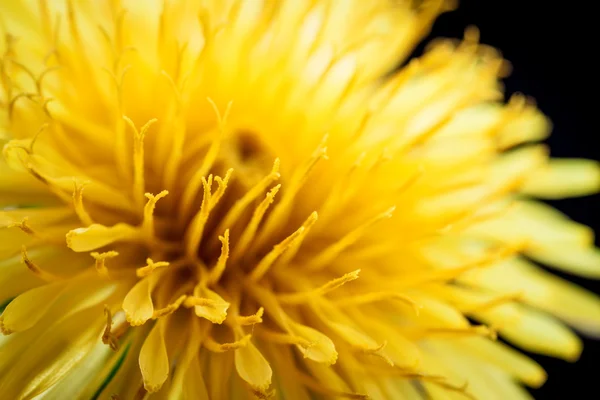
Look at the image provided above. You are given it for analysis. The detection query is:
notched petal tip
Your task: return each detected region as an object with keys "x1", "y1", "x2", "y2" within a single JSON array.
[
  {"x1": 235, "y1": 339, "x2": 273, "y2": 393},
  {"x1": 0, "y1": 316, "x2": 13, "y2": 335}
]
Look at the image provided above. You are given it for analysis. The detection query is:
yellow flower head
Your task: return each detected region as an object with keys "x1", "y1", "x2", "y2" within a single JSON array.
[{"x1": 1, "y1": 1, "x2": 599, "y2": 399}]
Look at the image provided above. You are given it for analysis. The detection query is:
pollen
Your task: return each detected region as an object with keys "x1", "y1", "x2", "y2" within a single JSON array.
[{"x1": 1, "y1": 1, "x2": 600, "y2": 399}]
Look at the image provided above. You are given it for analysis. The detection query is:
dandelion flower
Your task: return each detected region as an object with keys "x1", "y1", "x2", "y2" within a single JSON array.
[{"x1": 1, "y1": 1, "x2": 600, "y2": 399}]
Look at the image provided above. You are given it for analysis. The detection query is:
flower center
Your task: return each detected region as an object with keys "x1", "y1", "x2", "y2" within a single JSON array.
[{"x1": 62, "y1": 110, "x2": 328, "y2": 333}]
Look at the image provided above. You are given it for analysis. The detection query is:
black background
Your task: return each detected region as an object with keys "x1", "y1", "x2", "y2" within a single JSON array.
[{"x1": 418, "y1": 1, "x2": 599, "y2": 397}]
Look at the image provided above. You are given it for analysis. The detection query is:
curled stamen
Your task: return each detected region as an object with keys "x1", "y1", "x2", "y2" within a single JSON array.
[
  {"x1": 160, "y1": 70, "x2": 183, "y2": 112},
  {"x1": 21, "y1": 245, "x2": 60, "y2": 282},
  {"x1": 319, "y1": 151, "x2": 383, "y2": 219},
  {"x1": 249, "y1": 223, "x2": 307, "y2": 282},
  {"x1": 103, "y1": 305, "x2": 120, "y2": 351},
  {"x1": 461, "y1": 292, "x2": 523, "y2": 313},
  {"x1": 123, "y1": 116, "x2": 158, "y2": 209},
  {"x1": 423, "y1": 325, "x2": 497, "y2": 340},
  {"x1": 36, "y1": 66, "x2": 61, "y2": 95},
  {"x1": 8, "y1": 92, "x2": 37, "y2": 120},
  {"x1": 179, "y1": 99, "x2": 232, "y2": 224},
  {"x1": 183, "y1": 296, "x2": 226, "y2": 308},
  {"x1": 307, "y1": 206, "x2": 396, "y2": 271},
  {"x1": 159, "y1": 71, "x2": 187, "y2": 192},
  {"x1": 28, "y1": 123, "x2": 49, "y2": 154},
  {"x1": 210, "y1": 168, "x2": 233, "y2": 208},
  {"x1": 24, "y1": 165, "x2": 73, "y2": 204},
  {"x1": 184, "y1": 175, "x2": 213, "y2": 259},
  {"x1": 429, "y1": 379, "x2": 475, "y2": 400},
  {"x1": 11, "y1": 218, "x2": 35, "y2": 236},
  {"x1": 256, "y1": 328, "x2": 314, "y2": 348},
  {"x1": 142, "y1": 190, "x2": 169, "y2": 240},
  {"x1": 335, "y1": 292, "x2": 422, "y2": 316},
  {"x1": 276, "y1": 211, "x2": 319, "y2": 267},
  {"x1": 203, "y1": 334, "x2": 251, "y2": 352},
  {"x1": 91, "y1": 251, "x2": 119, "y2": 277},
  {"x1": 236, "y1": 307, "x2": 264, "y2": 326},
  {"x1": 278, "y1": 269, "x2": 360, "y2": 304},
  {"x1": 207, "y1": 229, "x2": 229, "y2": 284},
  {"x1": 102, "y1": 64, "x2": 130, "y2": 179},
  {"x1": 213, "y1": 158, "x2": 280, "y2": 237},
  {"x1": 440, "y1": 200, "x2": 516, "y2": 234},
  {"x1": 184, "y1": 171, "x2": 231, "y2": 260},
  {"x1": 358, "y1": 340, "x2": 394, "y2": 367},
  {"x1": 393, "y1": 243, "x2": 526, "y2": 289},
  {"x1": 102, "y1": 65, "x2": 131, "y2": 102},
  {"x1": 136, "y1": 258, "x2": 170, "y2": 277},
  {"x1": 231, "y1": 184, "x2": 281, "y2": 262},
  {"x1": 72, "y1": 180, "x2": 94, "y2": 226},
  {"x1": 152, "y1": 295, "x2": 187, "y2": 319},
  {"x1": 40, "y1": 97, "x2": 53, "y2": 119},
  {"x1": 254, "y1": 135, "x2": 328, "y2": 250}
]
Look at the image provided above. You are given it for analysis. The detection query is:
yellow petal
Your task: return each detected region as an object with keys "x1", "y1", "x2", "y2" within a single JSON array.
[
  {"x1": 169, "y1": 319, "x2": 209, "y2": 400},
  {"x1": 521, "y1": 159, "x2": 600, "y2": 199},
  {"x1": 123, "y1": 275, "x2": 155, "y2": 326},
  {"x1": 382, "y1": 379, "x2": 424, "y2": 400},
  {"x1": 310, "y1": 55, "x2": 356, "y2": 116},
  {"x1": 288, "y1": 321, "x2": 338, "y2": 365},
  {"x1": 303, "y1": 360, "x2": 355, "y2": 397},
  {"x1": 468, "y1": 200, "x2": 594, "y2": 249},
  {"x1": 266, "y1": 345, "x2": 313, "y2": 400},
  {"x1": 463, "y1": 258, "x2": 600, "y2": 336},
  {"x1": 235, "y1": 339, "x2": 272, "y2": 393},
  {"x1": 482, "y1": 368, "x2": 536, "y2": 400},
  {"x1": 495, "y1": 96, "x2": 551, "y2": 149},
  {"x1": 527, "y1": 246, "x2": 600, "y2": 278},
  {"x1": 183, "y1": 355, "x2": 210, "y2": 400},
  {"x1": 435, "y1": 104, "x2": 504, "y2": 140},
  {"x1": 3, "y1": 142, "x2": 135, "y2": 212},
  {"x1": 0, "y1": 252, "x2": 45, "y2": 302},
  {"x1": 411, "y1": 294, "x2": 470, "y2": 328},
  {"x1": 93, "y1": 329, "x2": 148, "y2": 400},
  {"x1": 358, "y1": 315, "x2": 422, "y2": 369},
  {"x1": 0, "y1": 207, "x2": 73, "y2": 229},
  {"x1": 67, "y1": 223, "x2": 140, "y2": 252},
  {"x1": 326, "y1": 321, "x2": 380, "y2": 351},
  {"x1": 54, "y1": 275, "x2": 121, "y2": 321},
  {"x1": 0, "y1": 304, "x2": 105, "y2": 398},
  {"x1": 419, "y1": 136, "x2": 494, "y2": 168},
  {"x1": 0, "y1": 281, "x2": 66, "y2": 334},
  {"x1": 488, "y1": 145, "x2": 548, "y2": 191},
  {"x1": 37, "y1": 340, "x2": 114, "y2": 400},
  {"x1": 1, "y1": 274, "x2": 119, "y2": 386},
  {"x1": 0, "y1": 225, "x2": 35, "y2": 260},
  {"x1": 191, "y1": 286, "x2": 230, "y2": 324},
  {"x1": 0, "y1": 159, "x2": 58, "y2": 207},
  {"x1": 460, "y1": 338, "x2": 546, "y2": 388},
  {"x1": 474, "y1": 303, "x2": 582, "y2": 361},
  {"x1": 140, "y1": 321, "x2": 170, "y2": 393},
  {"x1": 425, "y1": 341, "x2": 533, "y2": 400},
  {"x1": 207, "y1": 352, "x2": 235, "y2": 399}
]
